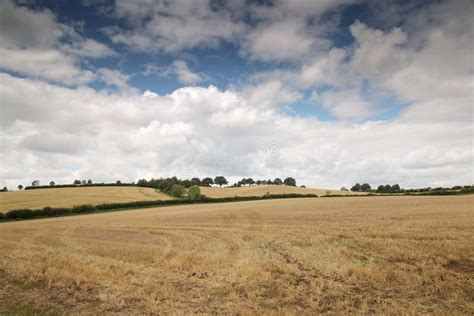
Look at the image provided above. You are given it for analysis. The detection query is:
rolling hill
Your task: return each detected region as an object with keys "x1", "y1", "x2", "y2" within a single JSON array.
[
  {"x1": 0, "y1": 186, "x2": 172, "y2": 212},
  {"x1": 200, "y1": 185, "x2": 367, "y2": 198}
]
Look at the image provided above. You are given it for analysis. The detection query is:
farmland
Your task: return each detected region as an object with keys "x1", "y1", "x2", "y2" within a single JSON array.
[
  {"x1": 0, "y1": 185, "x2": 359, "y2": 214},
  {"x1": 0, "y1": 195, "x2": 473, "y2": 314},
  {"x1": 0, "y1": 186, "x2": 171, "y2": 213},
  {"x1": 200, "y1": 185, "x2": 367, "y2": 198}
]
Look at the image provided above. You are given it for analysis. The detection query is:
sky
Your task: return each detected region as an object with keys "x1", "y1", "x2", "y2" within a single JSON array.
[{"x1": 0, "y1": 0, "x2": 473, "y2": 189}]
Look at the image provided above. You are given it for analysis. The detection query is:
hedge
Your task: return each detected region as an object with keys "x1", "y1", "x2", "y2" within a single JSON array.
[
  {"x1": 24, "y1": 183, "x2": 136, "y2": 190},
  {"x1": 0, "y1": 193, "x2": 318, "y2": 222}
]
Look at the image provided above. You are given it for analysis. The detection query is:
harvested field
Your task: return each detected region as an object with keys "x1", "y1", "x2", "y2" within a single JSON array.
[
  {"x1": 0, "y1": 186, "x2": 171, "y2": 212},
  {"x1": 0, "y1": 195, "x2": 473, "y2": 314},
  {"x1": 200, "y1": 185, "x2": 367, "y2": 198}
]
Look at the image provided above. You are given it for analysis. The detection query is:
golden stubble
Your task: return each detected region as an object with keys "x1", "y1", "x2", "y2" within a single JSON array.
[
  {"x1": 200, "y1": 185, "x2": 368, "y2": 198},
  {"x1": 0, "y1": 195, "x2": 473, "y2": 314},
  {"x1": 0, "y1": 186, "x2": 172, "y2": 212}
]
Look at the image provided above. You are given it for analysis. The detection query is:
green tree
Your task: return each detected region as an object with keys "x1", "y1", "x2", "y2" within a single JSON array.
[
  {"x1": 188, "y1": 185, "x2": 201, "y2": 199},
  {"x1": 202, "y1": 177, "x2": 214, "y2": 187},
  {"x1": 18, "y1": 184, "x2": 23, "y2": 190},
  {"x1": 284, "y1": 177, "x2": 296, "y2": 186},
  {"x1": 169, "y1": 184, "x2": 186, "y2": 198},
  {"x1": 340, "y1": 187, "x2": 348, "y2": 191},
  {"x1": 87, "y1": 179, "x2": 93, "y2": 185},
  {"x1": 392, "y1": 184, "x2": 400, "y2": 192},
  {"x1": 384, "y1": 184, "x2": 392, "y2": 192},
  {"x1": 50, "y1": 181, "x2": 55, "y2": 186},
  {"x1": 273, "y1": 178, "x2": 283, "y2": 185},
  {"x1": 361, "y1": 183, "x2": 371, "y2": 192},
  {"x1": 351, "y1": 183, "x2": 361, "y2": 192},
  {"x1": 73, "y1": 179, "x2": 81, "y2": 185},
  {"x1": 377, "y1": 185, "x2": 385, "y2": 193},
  {"x1": 214, "y1": 176, "x2": 228, "y2": 187},
  {"x1": 191, "y1": 178, "x2": 201, "y2": 186}
]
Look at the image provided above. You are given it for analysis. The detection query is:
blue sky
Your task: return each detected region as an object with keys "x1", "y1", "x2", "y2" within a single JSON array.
[
  {"x1": 9, "y1": 0, "x2": 409, "y2": 120},
  {"x1": 0, "y1": 0, "x2": 472, "y2": 188}
]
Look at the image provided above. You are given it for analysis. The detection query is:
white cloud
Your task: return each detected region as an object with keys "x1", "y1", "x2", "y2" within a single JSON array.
[
  {"x1": 97, "y1": 68, "x2": 136, "y2": 92},
  {"x1": 241, "y1": 17, "x2": 325, "y2": 62},
  {"x1": 144, "y1": 60, "x2": 204, "y2": 85},
  {"x1": 104, "y1": 0, "x2": 352, "y2": 62},
  {"x1": 0, "y1": 48, "x2": 95, "y2": 85},
  {"x1": 172, "y1": 60, "x2": 204, "y2": 85},
  {"x1": 0, "y1": 0, "x2": 115, "y2": 85},
  {"x1": 0, "y1": 73, "x2": 472, "y2": 190},
  {"x1": 61, "y1": 38, "x2": 116, "y2": 59},
  {"x1": 0, "y1": 0, "x2": 472, "y2": 191},
  {"x1": 314, "y1": 89, "x2": 376, "y2": 120},
  {"x1": 106, "y1": 0, "x2": 244, "y2": 52},
  {"x1": 0, "y1": 0, "x2": 61, "y2": 49}
]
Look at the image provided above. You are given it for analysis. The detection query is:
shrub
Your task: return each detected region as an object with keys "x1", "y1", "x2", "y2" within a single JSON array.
[
  {"x1": 6, "y1": 209, "x2": 34, "y2": 219},
  {"x1": 42, "y1": 207, "x2": 71, "y2": 217},
  {"x1": 169, "y1": 184, "x2": 186, "y2": 198},
  {"x1": 72, "y1": 204, "x2": 95, "y2": 214},
  {"x1": 188, "y1": 185, "x2": 201, "y2": 199}
]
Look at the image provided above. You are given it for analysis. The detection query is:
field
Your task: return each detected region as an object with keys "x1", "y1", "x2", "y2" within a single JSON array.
[
  {"x1": 201, "y1": 185, "x2": 367, "y2": 198},
  {"x1": 0, "y1": 195, "x2": 473, "y2": 314},
  {"x1": 0, "y1": 185, "x2": 360, "y2": 214},
  {"x1": 0, "y1": 186, "x2": 172, "y2": 212}
]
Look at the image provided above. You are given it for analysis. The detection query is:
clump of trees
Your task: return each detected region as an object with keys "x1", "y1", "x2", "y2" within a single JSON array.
[
  {"x1": 214, "y1": 176, "x2": 228, "y2": 187},
  {"x1": 137, "y1": 177, "x2": 229, "y2": 192},
  {"x1": 136, "y1": 176, "x2": 224, "y2": 197},
  {"x1": 350, "y1": 183, "x2": 402, "y2": 193},
  {"x1": 376, "y1": 184, "x2": 401, "y2": 193},
  {"x1": 233, "y1": 177, "x2": 297, "y2": 187},
  {"x1": 350, "y1": 183, "x2": 372, "y2": 192}
]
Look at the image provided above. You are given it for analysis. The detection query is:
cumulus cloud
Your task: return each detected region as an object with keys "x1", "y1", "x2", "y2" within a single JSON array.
[
  {"x1": 0, "y1": 0, "x2": 472, "y2": 190},
  {"x1": 105, "y1": 0, "x2": 244, "y2": 52},
  {"x1": 97, "y1": 68, "x2": 137, "y2": 93},
  {"x1": 0, "y1": 73, "x2": 472, "y2": 190},
  {"x1": 144, "y1": 60, "x2": 204, "y2": 85},
  {"x1": 60, "y1": 38, "x2": 116, "y2": 59},
  {"x1": 0, "y1": 0, "x2": 115, "y2": 85},
  {"x1": 0, "y1": 48, "x2": 95, "y2": 85},
  {"x1": 313, "y1": 89, "x2": 375, "y2": 120},
  {"x1": 0, "y1": 0, "x2": 61, "y2": 49},
  {"x1": 104, "y1": 0, "x2": 351, "y2": 62}
]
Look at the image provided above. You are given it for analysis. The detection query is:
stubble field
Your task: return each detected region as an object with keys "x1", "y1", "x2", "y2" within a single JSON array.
[
  {"x1": 200, "y1": 185, "x2": 367, "y2": 198},
  {"x1": 0, "y1": 186, "x2": 172, "y2": 212},
  {"x1": 0, "y1": 195, "x2": 473, "y2": 314}
]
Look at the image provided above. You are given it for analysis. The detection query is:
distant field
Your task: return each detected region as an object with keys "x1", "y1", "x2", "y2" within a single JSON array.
[
  {"x1": 0, "y1": 195, "x2": 472, "y2": 314},
  {"x1": 201, "y1": 185, "x2": 367, "y2": 198},
  {"x1": 0, "y1": 186, "x2": 171, "y2": 212}
]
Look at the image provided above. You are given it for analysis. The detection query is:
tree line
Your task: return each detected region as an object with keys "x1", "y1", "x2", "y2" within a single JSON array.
[
  {"x1": 348, "y1": 183, "x2": 474, "y2": 194},
  {"x1": 233, "y1": 177, "x2": 296, "y2": 187},
  {"x1": 136, "y1": 176, "x2": 297, "y2": 198},
  {"x1": 6, "y1": 175, "x2": 298, "y2": 193}
]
